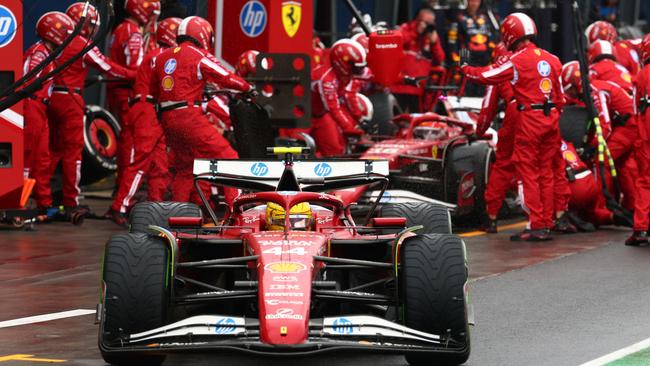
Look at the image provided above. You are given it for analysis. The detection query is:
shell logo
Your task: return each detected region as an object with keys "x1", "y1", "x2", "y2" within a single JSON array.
[
  {"x1": 265, "y1": 262, "x2": 306, "y2": 273},
  {"x1": 539, "y1": 78, "x2": 552, "y2": 94},
  {"x1": 162, "y1": 76, "x2": 174, "y2": 91}
]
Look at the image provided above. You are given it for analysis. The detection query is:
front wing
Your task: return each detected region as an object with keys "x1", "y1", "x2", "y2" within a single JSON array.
[{"x1": 99, "y1": 314, "x2": 467, "y2": 357}]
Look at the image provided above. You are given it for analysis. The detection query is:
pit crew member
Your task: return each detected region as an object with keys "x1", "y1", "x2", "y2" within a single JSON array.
[{"x1": 588, "y1": 40, "x2": 633, "y2": 95}]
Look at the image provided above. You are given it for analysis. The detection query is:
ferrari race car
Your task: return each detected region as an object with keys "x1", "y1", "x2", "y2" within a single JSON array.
[
  {"x1": 97, "y1": 148, "x2": 471, "y2": 365},
  {"x1": 342, "y1": 111, "x2": 494, "y2": 221}
]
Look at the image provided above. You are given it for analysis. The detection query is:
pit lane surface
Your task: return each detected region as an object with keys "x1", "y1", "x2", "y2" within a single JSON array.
[{"x1": 0, "y1": 199, "x2": 643, "y2": 365}]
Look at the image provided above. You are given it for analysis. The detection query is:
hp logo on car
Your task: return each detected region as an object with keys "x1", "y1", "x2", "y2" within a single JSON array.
[
  {"x1": 0, "y1": 6, "x2": 17, "y2": 48},
  {"x1": 314, "y1": 163, "x2": 332, "y2": 177},
  {"x1": 250, "y1": 162, "x2": 269, "y2": 176},
  {"x1": 332, "y1": 317, "x2": 354, "y2": 334},
  {"x1": 215, "y1": 317, "x2": 236, "y2": 334},
  {"x1": 239, "y1": 0, "x2": 267, "y2": 38}
]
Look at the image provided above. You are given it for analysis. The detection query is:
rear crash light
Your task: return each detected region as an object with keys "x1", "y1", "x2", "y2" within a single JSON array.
[
  {"x1": 370, "y1": 217, "x2": 407, "y2": 227},
  {"x1": 168, "y1": 217, "x2": 202, "y2": 227}
]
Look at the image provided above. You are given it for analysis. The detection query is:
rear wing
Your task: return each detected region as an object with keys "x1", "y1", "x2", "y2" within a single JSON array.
[{"x1": 193, "y1": 159, "x2": 389, "y2": 181}]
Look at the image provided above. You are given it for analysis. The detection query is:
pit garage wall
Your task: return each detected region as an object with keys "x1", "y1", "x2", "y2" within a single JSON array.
[
  {"x1": 207, "y1": 0, "x2": 313, "y2": 68},
  {"x1": 0, "y1": 0, "x2": 24, "y2": 208}
]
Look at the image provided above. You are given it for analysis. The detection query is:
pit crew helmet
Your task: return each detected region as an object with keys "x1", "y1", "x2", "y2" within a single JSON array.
[
  {"x1": 500, "y1": 12, "x2": 537, "y2": 51},
  {"x1": 330, "y1": 39, "x2": 367, "y2": 77},
  {"x1": 413, "y1": 122, "x2": 449, "y2": 141},
  {"x1": 351, "y1": 32, "x2": 369, "y2": 54},
  {"x1": 561, "y1": 60, "x2": 582, "y2": 93},
  {"x1": 156, "y1": 17, "x2": 181, "y2": 48},
  {"x1": 492, "y1": 41, "x2": 511, "y2": 64},
  {"x1": 125, "y1": 0, "x2": 159, "y2": 25},
  {"x1": 178, "y1": 16, "x2": 214, "y2": 50},
  {"x1": 585, "y1": 20, "x2": 617, "y2": 45},
  {"x1": 236, "y1": 50, "x2": 259, "y2": 78},
  {"x1": 66, "y1": 2, "x2": 100, "y2": 37},
  {"x1": 639, "y1": 34, "x2": 650, "y2": 65},
  {"x1": 266, "y1": 202, "x2": 313, "y2": 231},
  {"x1": 36, "y1": 12, "x2": 75, "y2": 47},
  {"x1": 588, "y1": 40, "x2": 617, "y2": 64},
  {"x1": 347, "y1": 93, "x2": 374, "y2": 123}
]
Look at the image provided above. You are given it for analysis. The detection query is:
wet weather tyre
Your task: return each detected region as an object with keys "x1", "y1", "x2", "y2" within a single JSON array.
[
  {"x1": 81, "y1": 105, "x2": 120, "y2": 185},
  {"x1": 381, "y1": 202, "x2": 451, "y2": 234},
  {"x1": 368, "y1": 92, "x2": 401, "y2": 135},
  {"x1": 230, "y1": 99, "x2": 275, "y2": 158},
  {"x1": 401, "y1": 234, "x2": 470, "y2": 365},
  {"x1": 100, "y1": 233, "x2": 169, "y2": 366},
  {"x1": 129, "y1": 201, "x2": 202, "y2": 233}
]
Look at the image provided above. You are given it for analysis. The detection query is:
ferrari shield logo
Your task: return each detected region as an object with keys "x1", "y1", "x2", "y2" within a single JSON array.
[{"x1": 282, "y1": 1, "x2": 301, "y2": 38}]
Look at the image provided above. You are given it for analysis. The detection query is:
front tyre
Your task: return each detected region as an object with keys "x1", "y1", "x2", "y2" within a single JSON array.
[
  {"x1": 129, "y1": 201, "x2": 202, "y2": 233},
  {"x1": 381, "y1": 202, "x2": 451, "y2": 234},
  {"x1": 100, "y1": 233, "x2": 169, "y2": 366},
  {"x1": 401, "y1": 234, "x2": 470, "y2": 365}
]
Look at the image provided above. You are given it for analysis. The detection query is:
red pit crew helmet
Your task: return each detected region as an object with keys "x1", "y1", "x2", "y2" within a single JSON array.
[
  {"x1": 66, "y1": 2, "x2": 100, "y2": 37},
  {"x1": 492, "y1": 41, "x2": 511, "y2": 63},
  {"x1": 125, "y1": 0, "x2": 160, "y2": 25},
  {"x1": 236, "y1": 50, "x2": 259, "y2": 78},
  {"x1": 561, "y1": 60, "x2": 582, "y2": 93},
  {"x1": 500, "y1": 12, "x2": 537, "y2": 51},
  {"x1": 588, "y1": 40, "x2": 617, "y2": 64},
  {"x1": 351, "y1": 33, "x2": 369, "y2": 54},
  {"x1": 156, "y1": 17, "x2": 182, "y2": 48},
  {"x1": 330, "y1": 39, "x2": 367, "y2": 78},
  {"x1": 178, "y1": 16, "x2": 214, "y2": 50},
  {"x1": 585, "y1": 20, "x2": 617, "y2": 45},
  {"x1": 36, "y1": 12, "x2": 75, "y2": 47},
  {"x1": 347, "y1": 93, "x2": 374, "y2": 123},
  {"x1": 639, "y1": 34, "x2": 650, "y2": 65}
]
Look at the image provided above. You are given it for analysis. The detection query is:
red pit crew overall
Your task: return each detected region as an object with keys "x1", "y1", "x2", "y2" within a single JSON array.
[{"x1": 632, "y1": 63, "x2": 650, "y2": 231}]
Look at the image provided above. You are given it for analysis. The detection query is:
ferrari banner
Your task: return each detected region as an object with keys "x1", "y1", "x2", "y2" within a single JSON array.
[{"x1": 281, "y1": 1, "x2": 301, "y2": 38}]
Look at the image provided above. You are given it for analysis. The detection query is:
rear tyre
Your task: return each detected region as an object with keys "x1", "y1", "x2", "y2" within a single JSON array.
[
  {"x1": 81, "y1": 105, "x2": 120, "y2": 185},
  {"x1": 230, "y1": 99, "x2": 275, "y2": 158},
  {"x1": 100, "y1": 233, "x2": 169, "y2": 366},
  {"x1": 368, "y1": 92, "x2": 401, "y2": 136},
  {"x1": 401, "y1": 234, "x2": 470, "y2": 365},
  {"x1": 129, "y1": 201, "x2": 202, "y2": 233},
  {"x1": 381, "y1": 202, "x2": 451, "y2": 234}
]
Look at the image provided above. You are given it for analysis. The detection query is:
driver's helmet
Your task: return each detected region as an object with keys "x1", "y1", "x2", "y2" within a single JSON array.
[
  {"x1": 266, "y1": 202, "x2": 313, "y2": 231},
  {"x1": 412, "y1": 122, "x2": 448, "y2": 141}
]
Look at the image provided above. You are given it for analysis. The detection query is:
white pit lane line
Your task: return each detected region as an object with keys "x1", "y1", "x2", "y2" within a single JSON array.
[
  {"x1": 0, "y1": 309, "x2": 96, "y2": 329},
  {"x1": 579, "y1": 337, "x2": 650, "y2": 366}
]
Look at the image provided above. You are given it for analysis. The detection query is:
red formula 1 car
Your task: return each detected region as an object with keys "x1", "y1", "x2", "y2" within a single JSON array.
[
  {"x1": 342, "y1": 111, "x2": 495, "y2": 221},
  {"x1": 97, "y1": 148, "x2": 471, "y2": 365}
]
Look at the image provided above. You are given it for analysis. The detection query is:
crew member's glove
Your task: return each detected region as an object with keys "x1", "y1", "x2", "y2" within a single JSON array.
[
  {"x1": 242, "y1": 88, "x2": 259, "y2": 100},
  {"x1": 459, "y1": 48, "x2": 471, "y2": 67}
]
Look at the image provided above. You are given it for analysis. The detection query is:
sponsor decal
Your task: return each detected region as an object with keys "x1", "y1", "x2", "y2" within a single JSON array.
[
  {"x1": 263, "y1": 247, "x2": 307, "y2": 255},
  {"x1": 250, "y1": 162, "x2": 269, "y2": 176},
  {"x1": 265, "y1": 261, "x2": 307, "y2": 273},
  {"x1": 379, "y1": 191, "x2": 392, "y2": 203},
  {"x1": 332, "y1": 317, "x2": 354, "y2": 334},
  {"x1": 265, "y1": 308, "x2": 303, "y2": 320},
  {"x1": 375, "y1": 43, "x2": 398, "y2": 49},
  {"x1": 281, "y1": 1, "x2": 301, "y2": 38},
  {"x1": 265, "y1": 299, "x2": 303, "y2": 306},
  {"x1": 314, "y1": 162, "x2": 332, "y2": 177},
  {"x1": 265, "y1": 292, "x2": 304, "y2": 297},
  {"x1": 316, "y1": 216, "x2": 333, "y2": 224},
  {"x1": 270, "y1": 284, "x2": 300, "y2": 290},
  {"x1": 539, "y1": 78, "x2": 552, "y2": 94},
  {"x1": 214, "y1": 317, "x2": 237, "y2": 334},
  {"x1": 161, "y1": 76, "x2": 174, "y2": 91},
  {"x1": 273, "y1": 275, "x2": 298, "y2": 282},
  {"x1": 243, "y1": 216, "x2": 260, "y2": 224},
  {"x1": 164, "y1": 58, "x2": 177, "y2": 74},
  {"x1": 0, "y1": 5, "x2": 17, "y2": 48},
  {"x1": 240, "y1": 0, "x2": 267, "y2": 38},
  {"x1": 563, "y1": 150, "x2": 577, "y2": 163},
  {"x1": 277, "y1": 191, "x2": 299, "y2": 195},
  {"x1": 259, "y1": 239, "x2": 313, "y2": 246},
  {"x1": 537, "y1": 60, "x2": 551, "y2": 77},
  {"x1": 431, "y1": 145, "x2": 438, "y2": 158}
]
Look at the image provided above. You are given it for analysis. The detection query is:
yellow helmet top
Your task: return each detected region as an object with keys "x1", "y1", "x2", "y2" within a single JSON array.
[{"x1": 266, "y1": 202, "x2": 313, "y2": 231}]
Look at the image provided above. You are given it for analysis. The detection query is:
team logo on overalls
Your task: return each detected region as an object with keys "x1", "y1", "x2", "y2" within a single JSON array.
[
  {"x1": 162, "y1": 76, "x2": 174, "y2": 91},
  {"x1": 164, "y1": 59, "x2": 177, "y2": 74},
  {"x1": 282, "y1": 1, "x2": 302, "y2": 38},
  {"x1": 537, "y1": 60, "x2": 551, "y2": 77},
  {"x1": 240, "y1": 0, "x2": 267, "y2": 38},
  {"x1": 0, "y1": 5, "x2": 17, "y2": 48}
]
